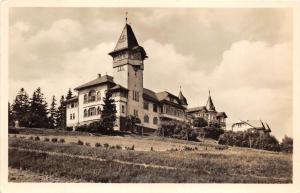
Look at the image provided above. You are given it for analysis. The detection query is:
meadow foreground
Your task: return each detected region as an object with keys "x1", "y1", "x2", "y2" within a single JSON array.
[{"x1": 8, "y1": 130, "x2": 292, "y2": 183}]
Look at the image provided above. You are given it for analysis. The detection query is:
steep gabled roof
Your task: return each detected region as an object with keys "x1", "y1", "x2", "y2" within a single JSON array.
[
  {"x1": 186, "y1": 106, "x2": 207, "y2": 113},
  {"x1": 143, "y1": 88, "x2": 159, "y2": 102},
  {"x1": 206, "y1": 93, "x2": 216, "y2": 111},
  {"x1": 216, "y1": 112, "x2": 227, "y2": 118},
  {"x1": 178, "y1": 91, "x2": 188, "y2": 105},
  {"x1": 112, "y1": 24, "x2": 139, "y2": 52},
  {"x1": 108, "y1": 24, "x2": 147, "y2": 59},
  {"x1": 74, "y1": 75, "x2": 114, "y2": 91}
]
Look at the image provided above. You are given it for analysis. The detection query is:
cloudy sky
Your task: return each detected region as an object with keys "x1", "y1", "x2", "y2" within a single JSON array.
[{"x1": 9, "y1": 8, "x2": 293, "y2": 139}]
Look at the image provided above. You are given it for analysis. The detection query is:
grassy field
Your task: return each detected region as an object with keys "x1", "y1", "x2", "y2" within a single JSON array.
[{"x1": 8, "y1": 134, "x2": 292, "y2": 183}]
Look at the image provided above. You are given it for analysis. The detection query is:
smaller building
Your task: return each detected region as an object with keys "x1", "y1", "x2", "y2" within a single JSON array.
[
  {"x1": 231, "y1": 120, "x2": 271, "y2": 134},
  {"x1": 186, "y1": 91, "x2": 227, "y2": 128}
]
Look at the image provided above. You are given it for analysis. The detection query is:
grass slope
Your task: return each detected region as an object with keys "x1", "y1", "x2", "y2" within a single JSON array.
[{"x1": 9, "y1": 138, "x2": 292, "y2": 183}]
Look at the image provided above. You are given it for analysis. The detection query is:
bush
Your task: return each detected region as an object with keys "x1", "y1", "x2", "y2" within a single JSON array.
[
  {"x1": 77, "y1": 140, "x2": 84, "y2": 145},
  {"x1": 85, "y1": 142, "x2": 90, "y2": 146},
  {"x1": 157, "y1": 120, "x2": 198, "y2": 141},
  {"x1": 103, "y1": 143, "x2": 109, "y2": 148},
  {"x1": 116, "y1": 145, "x2": 122, "y2": 150},
  {"x1": 29, "y1": 136, "x2": 34, "y2": 140},
  {"x1": 44, "y1": 138, "x2": 50, "y2": 142},
  {"x1": 34, "y1": 136, "x2": 40, "y2": 141},
  {"x1": 196, "y1": 127, "x2": 224, "y2": 140},
  {"x1": 193, "y1": 117, "x2": 208, "y2": 128},
  {"x1": 218, "y1": 130, "x2": 280, "y2": 152},
  {"x1": 280, "y1": 135, "x2": 293, "y2": 153},
  {"x1": 59, "y1": 138, "x2": 65, "y2": 143},
  {"x1": 51, "y1": 138, "x2": 58, "y2": 143},
  {"x1": 95, "y1": 143, "x2": 102, "y2": 147},
  {"x1": 65, "y1": 127, "x2": 73, "y2": 131}
]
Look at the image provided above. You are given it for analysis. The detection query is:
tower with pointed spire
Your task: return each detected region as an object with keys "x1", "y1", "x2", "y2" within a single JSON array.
[
  {"x1": 108, "y1": 17, "x2": 147, "y2": 117},
  {"x1": 178, "y1": 86, "x2": 188, "y2": 108},
  {"x1": 206, "y1": 90, "x2": 216, "y2": 111}
]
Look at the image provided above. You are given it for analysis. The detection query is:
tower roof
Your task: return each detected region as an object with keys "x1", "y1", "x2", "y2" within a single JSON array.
[
  {"x1": 114, "y1": 24, "x2": 139, "y2": 52},
  {"x1": 206, "y1": 90, "x2": 216, "y2": 111},
  {"x1": 108, "y1": 23, "x2": 147, "y2": 58},
  {"x1": 178, "y1": 90, "x2": 188, "y2": 106}
]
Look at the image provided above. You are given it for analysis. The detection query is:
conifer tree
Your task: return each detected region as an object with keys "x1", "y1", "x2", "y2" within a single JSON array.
[
  {"x1": 57, "y1": 95, "x2": 66, "y2": 128},
  {"x1": 8, "y1": 102, "x2": 15, "y2": 126},
  {"x1": 101, "y1": 91, "x2": 117, "y2": 132},
  {"x1": 11, "y1": 88, "x2": 30, "y2": 127},
  {"x1": 49, "y1": 95, "x2": 58, "y2": 128},
  {"x1": 66, "y1": 88, "x2": 73, "y2": 100},
  {"x1": 28, "y1": 87, "x2": 50, "y2": 128}
]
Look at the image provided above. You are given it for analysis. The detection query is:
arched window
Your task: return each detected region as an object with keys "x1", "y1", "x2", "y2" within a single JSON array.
[
  {"x1": 153, "y1": 117, "x2": 158, "y2": 125},
  {"x1": 144, "y1": 115, "x2": 149, "y2": 123},
  {"x1": 84, "y1": 109, "x2": 87, "y2": 117},
  {"x1": 84, "y1": 94, "x2": 88, "y2": 104},
  {"x1": 88, "y1": 89, "x2": 96, "y2": 102},
  {"x1": 96, "y1": 91, "x2": 101, "y2": 101},
  {"x1": 88, "y1": 107, "x2": 96, "y2": 117},
  {"x1": 97, "y1": 106, "x2": 101, "y2": 115}
]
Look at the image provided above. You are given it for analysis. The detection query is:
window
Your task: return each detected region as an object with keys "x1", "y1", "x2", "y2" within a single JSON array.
[
  {"x1": 96, "y1": 91, "x2": 101, "y2": 101},
  {"x1": 153, "y1": 104, "x2": 157, "y2": 112},
  {"x1": 97, "y1": 106, "x2": 101, "y2": 115},
  {"x1": 143, "y1": 101, "x2": 149, "y2": 110},
  {"x1": 153, "y1": 117, "x2": 158, "y2": 125},
  {"x1": 134, "y1": 109, "x2": 138, "y2": 117},
  {"x1": 73, "y1": 113, "x2": 75, "y2": 119},
  {"x1": 84, "y1": 94, "x2": 88, "y2": 104},
  {"x1": 88, "y1": 107, "x2": 96, "y2": 117},
  {"x1": 144, "y1": 115, "x2": 149, "y2": 123},
  {"x1": 121, "y1": 105, "x2": 125, "y2": 113},
  {"x1": 88, "y1": 90, "x2": 96, "y2": 102},
  {"x1": 84, "y1": 109, "x2": 87, "y2": 117},
  {"x1": 117, "y1": 66, "x2": 124, "y2": 71},
  {"x1": 70, "y1": 113, "x2": 72, "y2": 120},
  {"x1": 132, "y1": 90, "x2": 139, "y2": 102}
]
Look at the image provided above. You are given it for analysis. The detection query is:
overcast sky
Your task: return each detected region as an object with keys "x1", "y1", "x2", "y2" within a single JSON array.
[{"x1": 9, "y1": 8, "x2": 293, "y2": 139}]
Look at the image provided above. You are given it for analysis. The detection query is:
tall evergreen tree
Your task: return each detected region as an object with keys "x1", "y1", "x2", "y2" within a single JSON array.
[
  {"x1": 66, "y1": 88, "x2": 73, "y2": 100},
  {"x1": 28, "y1": 87, "x2": 50, "y2": 128},
  {"x1": 8, "y1": 102, "x2": 15, "y2": 126},
  {"x1": 11, "y1": 88, "x2": 30, "y2": 127},
  {"x1": 49, "y1": 95, "x2": 58, "y2": 129},
  {"x1": 101, "y1": 91, "x2": 117, "y2": 132},
  {"x1": 57, "y1": 95, "x2": 66, "y2": 128}
]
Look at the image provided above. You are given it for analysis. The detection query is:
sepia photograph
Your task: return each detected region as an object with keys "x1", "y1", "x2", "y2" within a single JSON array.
[{"x1": 1, "y1": 1, "x2": 299, "y2": 191}]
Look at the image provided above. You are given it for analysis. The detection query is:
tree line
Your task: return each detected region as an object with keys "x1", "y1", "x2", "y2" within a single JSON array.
[{"x1": 9, "y1": 87, "x2": 73, "y2": 129}]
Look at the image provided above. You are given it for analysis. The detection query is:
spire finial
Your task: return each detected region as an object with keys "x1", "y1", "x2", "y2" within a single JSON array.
[
  {"x1": 209, "y1": 89, "x2": 211, "y2": 96},
  {"x1": 125, "y1": 11, "x2": 128, "y2": 24},
  {"x1": 180, "y1": 85, "x2": 182, "y2": 91}
]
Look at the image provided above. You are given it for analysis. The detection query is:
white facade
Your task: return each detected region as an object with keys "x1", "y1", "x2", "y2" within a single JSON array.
[{"x1": 65, "y1": 23, "x2": 199, "y2": 131}]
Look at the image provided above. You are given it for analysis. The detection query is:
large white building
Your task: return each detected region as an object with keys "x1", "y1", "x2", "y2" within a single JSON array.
[{"x1": 65, "y1": 21, "x2": 227, "y2": 131}]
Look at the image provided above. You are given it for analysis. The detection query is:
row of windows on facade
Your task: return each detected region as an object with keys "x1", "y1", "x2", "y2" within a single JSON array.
[
  {"x1": 164, "y1": 105, "x2": 185, "y2": 118},
  {"x1": 143, "y1": 101, "x2": 158, "y2": 113},
  {"x1": 67, "y1": 102, "x2": 78, "y2": 109},
  {"x1": 84, "y1": 90, "x2": 102, "y2": 103},
  {"x1": 113, "y1": 52, "x2": 141, "y2": 62},
  {"x1": 83, "y1": 106, "x2": 101, "y2": 117}
]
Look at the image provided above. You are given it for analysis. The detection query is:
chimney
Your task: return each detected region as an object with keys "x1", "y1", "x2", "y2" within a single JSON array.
[{"x1": 98, "y1": 74, "x2": 101, "y2": 78}]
